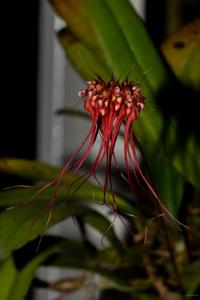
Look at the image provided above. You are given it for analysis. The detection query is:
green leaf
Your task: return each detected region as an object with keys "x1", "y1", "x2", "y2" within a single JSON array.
[
  {"x1": 76, "y1": 207, "x2": 124, "y2": 252},
  {"x1": 8, "y1": 242, "x2": 65, "y2": 300},
  {"x1": 86, "y1": 0, "x2": 150, "y2": 85},
  {"x1": 58, "y1": 28, "x2": 111, "y2": 80},
  {"x1": 144, "y1": 144, "x2": 184, "y2": 216},
  {"x1": 49, "y1": 0, "x2": 108, "y2": 66},
  {"x1": 0, "y1": 158, "x2": 60, "y2": 181},
  {"x1": 170, "y1": 136, "x2": 200, "y2": 190},
  {"x1": 86, "y1": 0, "x2": 163, "y2": 143},
  {"x1": 0, "y1": 196, "x2": 125, "y2": 259},
  {"x1": 0, "y1": 256, "x2": 17, "y2": 300},
  {"x1": 0, "y1": 188, "x2": 52, "y2": 207},
  {"x1": 0, "y1": 200, "x2": 68, "y2": 259},
  {"x1": 0, "y1": 182, "x2": 134, "y2": 217},
  {"x1": 0, "y1": 183, "x2": 134, "y2": 254},
  {"x1": 104, "y1": 0, "x2": 169, "y2": 92},
  {"x1": 49, "y1": 0, "x2": 97, "y2": 50},
  {"x1": 0, "y1": 159, "x2": 134, "y2": 213}
]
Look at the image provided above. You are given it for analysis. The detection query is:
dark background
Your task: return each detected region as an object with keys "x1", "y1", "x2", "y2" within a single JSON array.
[{"x1": 1, "y1": 1, "x2": 39, "y2": 188}]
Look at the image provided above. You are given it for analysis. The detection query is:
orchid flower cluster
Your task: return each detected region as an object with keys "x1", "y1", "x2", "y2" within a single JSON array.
[
  {"x1": 47, "y1": 78, "x2": 186, "y2": 233},
  {"x1": 53, "y1": 78, "x2": 144, "y2": 201}
]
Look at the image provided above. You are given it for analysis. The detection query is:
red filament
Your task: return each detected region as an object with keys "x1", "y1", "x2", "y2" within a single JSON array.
[{"x1": 47, "y1": 78, "x2": 187, "y2": 231}]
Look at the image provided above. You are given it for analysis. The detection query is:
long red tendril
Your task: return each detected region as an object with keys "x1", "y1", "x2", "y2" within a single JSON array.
[{"x1": 34, "y1": 77, "x2": 188, "y2": 239}]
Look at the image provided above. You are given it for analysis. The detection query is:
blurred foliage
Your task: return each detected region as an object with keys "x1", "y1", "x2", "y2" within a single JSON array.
[
  {"x1": 162, "y1": 19, "x2": 200, "y2": 90},
  {"x1": 0, "y1": 0, "x2": 200, "y2": 299}
]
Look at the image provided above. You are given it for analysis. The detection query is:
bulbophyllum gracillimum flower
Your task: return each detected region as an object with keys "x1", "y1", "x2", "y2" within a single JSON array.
[
  {"x1": 48, "y1": 78, "x2": 187, "y2": 232},
  {"x1": 52, "y1": 78, "x2": 144, "y2": 200}
]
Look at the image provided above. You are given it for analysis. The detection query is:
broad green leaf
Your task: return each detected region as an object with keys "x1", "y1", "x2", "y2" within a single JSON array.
[
  {"x1": 0, "y1": 185, "x2": 135, "y2": 250},
  {"x1": 0, "y1": 198, "x2": 124, "y2": 259},
  {"x1": 0, "y1": 180, "x2": 105, "y2": 208},
  {"x1": 0, "y1": 159, "x2": 135, "y2": 216},
  {"x1": 8, "y1": 242, "x2": 65, "y2": 300},
  {"x1": 162, "y1": 119, "x2": 200, "y2": 190},
  {"x1": 0, "y1": 200, "x2": 68, "y2": 259},
  {"x1": 0, "y1": 187, "x2": 53, "y2": 207},
  {"x1": 105, "y1": 0, "x2": 169, "y2": 92},
  {"x1": 49, "y1": 0, "x2": 97, "y2": 50},
  {"x1": 86, "y1": 0, "x2": 162, "y2": 143},
  {"x1": 86, "y1": 0, "x2": 141, "y2": 80},
  {"x1": 162, "y1": 19, "x2": 200, "y2": 90},
  {"x1": 0, "y1": 182, "x2": 134, "y2": 217},
  {"x1": 58, "y1": 28, "x2": 111, "y2": 80},
  {"x1": 49, "y1": 0, "x2": 107, "y2": 66},
  {"x1": 144, "y1": 144, "x2": 184, "y2": 216},
  {"x1": 0, "y1": 158, "x2": 60, "y2": 181},
  {"x1": 0, "y1": 256, "x2": 17, "y2": 300}
]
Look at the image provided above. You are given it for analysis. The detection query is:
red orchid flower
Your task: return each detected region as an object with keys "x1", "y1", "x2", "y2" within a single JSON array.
[
  {"x1": 45, "y1": 77, "x2": 187, "y2": 233},
  {"x1": 21, "y1": 76, "x2": 186, "y2": 245}
]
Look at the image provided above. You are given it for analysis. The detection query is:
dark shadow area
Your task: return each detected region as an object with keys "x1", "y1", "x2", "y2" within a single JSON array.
[
  {"x1": 146, "y1": 0, "x2": 200, "y2": 43},
  {"x1": 1, "y1": 1, "x2": 40, "y2": 299},
  {"x1": 146, "y1": 0, "x2": 200, "y2": 149},
  {"x1": 157, "y1": 79, "x2": 200, "y2": 148},
  {"x1": 99, "y1": 289, "x2": 135, "y2": 300},
  {"x1": 0, "y1": 0, "x2": 39, "y2": 190}
]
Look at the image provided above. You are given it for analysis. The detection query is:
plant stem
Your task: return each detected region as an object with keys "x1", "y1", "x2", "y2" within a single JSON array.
[
  {"x1": 137, "y1": 143, "x2": 184, "y2": 290},
  {"x1": 143, "y1": 254, "x2": 182, "y2": 300},
  {"x1": 178, "y1": 182, "x2": 194, "y2": 261},
  {"x1": 160, "y1": 218, "x2": 182, "y2": 287}
]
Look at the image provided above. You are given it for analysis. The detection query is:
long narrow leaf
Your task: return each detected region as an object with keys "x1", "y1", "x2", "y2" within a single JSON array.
[
  {"x1": 0, "y1": 158, "x2": 60, "y2": 181},
  {"x1": 86, "y1": 0, "x2": 162, "y2": 142},
  {"x1": 8, "y1": 243, "x2": 65, "y2": 300},
  {"x1": 86, "y1": 0, "x2": 147, "y2": 83},
  {"x1": 50, "y1": 0, "x2": 97, "y2": 50},
  {"x1": 0, "y1": 198, "x2": 125, "y2": 259},
  {"x1": 105, "y1": 0, "x2": 169, "y2": 92},
  {"x1": 0, "y1": 256, "x2": 17, "y2": 300},
  {"x1": 58, "y1": 28, "x2": 111, "y2": 80},
  {"x1": 0, "y1": 159, "x2": 135, "y2": 215}
]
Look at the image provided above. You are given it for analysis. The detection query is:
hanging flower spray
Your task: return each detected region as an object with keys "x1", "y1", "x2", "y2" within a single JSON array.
[
  {"x1": 37, "y1": 77, "x2": 187, "y2": 240},
  {"x1": 29, "y1": 77, "x2": 188, "y2": 244}
]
